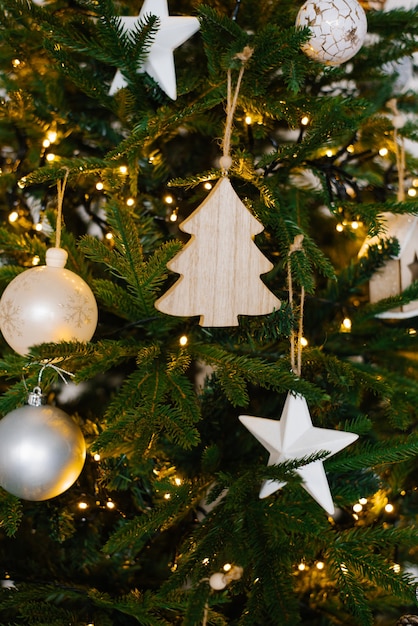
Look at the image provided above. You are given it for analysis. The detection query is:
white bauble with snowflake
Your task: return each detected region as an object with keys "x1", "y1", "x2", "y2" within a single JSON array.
[
  {"x1": 0, "y1": 247, "x2": 98, "y2": 355},
  {"x1": 296, "y1": 0, "x2": 367, "y2": 66}
]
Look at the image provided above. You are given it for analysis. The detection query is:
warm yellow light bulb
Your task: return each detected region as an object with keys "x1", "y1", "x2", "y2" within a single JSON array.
[
  {"x1": 8, "y1": 211, "x2": 19, "y2": 223},
  {"x1": 341, "y1": 317, "x2": 352, "y2": 331},
  {"x1": 106, "y1": 500, "x2": 115, "y2": 510},
  {"x1": 245, "y1": 115, "x2": 253, "y2": 125},
  {"x1": 326, "y1": 149, "x2": 333, "y2": 158},
  {"x1": 379, "y1": 147, "x2": 388, "y2": 157},
  {"x1": 169, "y1": 210, "x2": 178, "y2": 222},
  {"x1": 164, "y1": 194, "x2": 174, "y2": 204},
  {"x1": 301, "y1": 115, "x2": 310, "y2": 126},
  {"x1": 32, "y1": 255, "x2": 40, "y2": 266},
  {"x1": 298, "y1": 563, "x2": 306, "y2": 571},
  {"x1": 300, "y1": 337, "x2": 308, "y2": 347},
  {"x1": 353, "y1": 503, "x2": 363, "y2": 513},
  {"x1": 347, "y1": 144, "x2": 355, "y2": 153},
  {"x1": 204, "y1": 182, "x2": 212, "y2": 190},
  {"x1": 105, "y1": 232, "x2": 113, "y2": 240},
  {"x1": 336, "y1": 223, "x2": 344, "y2": 232},
  {"x1": 119, "y1": 165, "x2": 128, "y2": 175},
  {"x1": 316, "y1": 561, "x2": 325, "y2": 570},
  {"x1": 384, "y1": 503, "x2": 394, "y2": 514},
  {"x1": 47, "y1": 130, "x2": 57, "y2": 143},
  {"x1": 126, "y1": 197, "x2": 135, "y2": 206},
  {"x1": 351, "y1": 221, "x2": 359, "y2": 230},
  {"x1": 164, "y1": 493, "x2": 171, "y2": 500},
  {"x1": 96, "y1": 182, "x2": 104, "y2": 191},
  {"x1": 93, "y1": 453, "x2": 101, "y2": 461},
  {"x1": 35, "y1": 222, "x2": 43, "y2": 232},
  {"x1": 179, "y1": 335, "x2": 188, "y2": 346},
  {"x1": 12, "y1": 58, "x2": 21, "y2": 67},
  {"x1": 174, "y1": 477, "x2": 182, "y2": 486},
  {"x1": 359, "y1": 497, "x2": 368, "y2": 505},
  {"x1": 46, "y1": 153, "x2": 55, "y2": 162},
  {"x1": 78, "y1": 501, "x2": 88, "y2": 510},
  {"x1": 42, "y1": 139, "x2": 51, "y2": 148},
  {"x1": 407, "y1": 188, "x2": 417, "y2": 197}
]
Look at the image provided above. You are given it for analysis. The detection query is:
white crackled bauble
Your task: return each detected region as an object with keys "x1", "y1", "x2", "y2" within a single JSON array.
[
  {"x1": 296, "y1": 0, "x2": 367, "y2": 65},
  {"x1": 0, "y1": 388, "x2": 86, "y2": 500},
  {"x1": 0, "y1": 247, "x2": 98, "y2": 355}
]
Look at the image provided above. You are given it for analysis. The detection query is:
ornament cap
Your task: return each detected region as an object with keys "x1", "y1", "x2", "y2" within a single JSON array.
[
  {"x1": 46, "y1": 247, "x2": 68, "y2": 268},
  {"x1": 27, "y1": 386, "x2": 46, "y2": 407}
]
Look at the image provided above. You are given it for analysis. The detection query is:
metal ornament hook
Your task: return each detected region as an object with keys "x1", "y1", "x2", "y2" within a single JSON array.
[
  {"x1": 27, "y1": 386, "x2": 46, "y2": 407},
  {"x1": 23, "y1": 362, "x2": 75, "y2": 406},
  {"x1": 37, "y1": 363, "x2": 75, "y2": 387}
]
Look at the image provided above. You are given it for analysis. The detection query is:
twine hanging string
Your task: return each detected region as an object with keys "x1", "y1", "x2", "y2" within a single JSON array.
[
  {"x1": 202, "y1": 603, "x2": 208, "y2": 626},
  {"x1": 288, "y1": 234, "x2": 305, "y2": 378},
  {"x1": 387, "y1": 98, "x2": 406, "y2": 202},
  {"x1": 220, "y1": 46, "x2": 254, "y2": 174},
  {"x1": 55, "y1": 168, "x2": 70, "y2": 248}
]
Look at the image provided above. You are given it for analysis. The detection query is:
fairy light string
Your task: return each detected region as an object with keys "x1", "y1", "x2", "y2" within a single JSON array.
[{"x1": 288, "y1": 234, "x2": 305, "y2": 377}]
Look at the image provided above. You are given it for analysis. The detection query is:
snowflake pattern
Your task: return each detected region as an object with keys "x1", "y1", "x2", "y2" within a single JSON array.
[
  {"x1": 62, "y1": 288, "x2": 95, "y2": 328},
  {"x1": 0, "y1": 299, "x2": 23, "y2": 337}
]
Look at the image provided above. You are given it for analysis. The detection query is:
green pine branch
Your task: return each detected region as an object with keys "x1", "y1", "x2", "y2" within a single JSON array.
[
  {"x1": 328, "y1": 437, "x2": 418, "y2": 473},
  {"x1": 80, "y1": 201, "x2": 182, "y2": 320},
  {"x1": 192, "y1": 343, "x2": 326, "y2": 407},
  {"x1": 0, "y1": 489, "x2": 22, "y2": 537},
  {"x1": 103, "y1": 483, "x2": 192, "y2": 556}
]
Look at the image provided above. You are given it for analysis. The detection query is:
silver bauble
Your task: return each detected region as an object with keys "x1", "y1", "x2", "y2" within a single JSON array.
[
  {"x1": 0, "y1": 395, "x2": 86, "y2": 500},
  {"x1": 0, "y1": 247, "x2": 98, "y2": 355}
]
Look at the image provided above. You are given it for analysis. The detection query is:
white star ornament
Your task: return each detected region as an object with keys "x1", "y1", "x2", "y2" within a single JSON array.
[
  {"x1": 239, "y1": 392, "x2": 358, "y2": 516},
  {"x1": 109, "y1": 0, "x2": 200, "y2": 100}
]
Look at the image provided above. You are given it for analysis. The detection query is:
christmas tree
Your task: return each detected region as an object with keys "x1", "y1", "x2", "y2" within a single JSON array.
[{"x1": 0, "y1": 0, "x2": 417, "y2": 624}]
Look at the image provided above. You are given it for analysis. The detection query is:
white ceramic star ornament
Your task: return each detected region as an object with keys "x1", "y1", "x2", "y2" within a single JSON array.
[
  {"x1": 109, "y1": 0, "x2": 200, "y2": 100},
  {"x1": 239, "y1": 392, "x2": 358, "y2": 515}
]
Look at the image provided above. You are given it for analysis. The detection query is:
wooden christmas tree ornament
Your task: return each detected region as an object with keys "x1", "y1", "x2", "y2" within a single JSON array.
[
  {"x1": 155, "y1": 177, "x2": 281, "y2": 326},
  {"x1": 359, "y1": 212, "x2": 418, "y2": 319}
]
